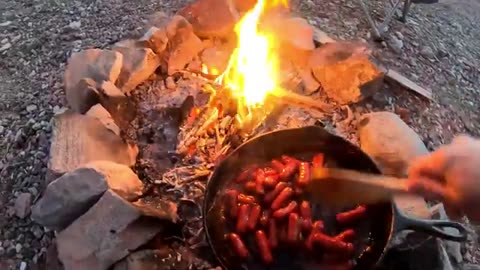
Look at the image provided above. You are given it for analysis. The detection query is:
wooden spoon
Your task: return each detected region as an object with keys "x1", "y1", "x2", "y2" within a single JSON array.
[{"x1": 307, "y1": 167, "x2": 411, "y2": 207}]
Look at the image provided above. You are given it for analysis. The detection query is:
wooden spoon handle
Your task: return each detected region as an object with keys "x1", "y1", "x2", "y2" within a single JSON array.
[{"x1": 311, "y1": 167, "x2": 410, "y2": 194}]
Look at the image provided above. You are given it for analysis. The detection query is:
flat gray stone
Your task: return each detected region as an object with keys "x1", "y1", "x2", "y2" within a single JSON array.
[
  {"x1": 14, "y1": 193, "x2": 32, "y2": 219},
  {"x1": 57, "y1": 190, "x2": 166, "y2": 270},
  {"x1": 32, "y1": 168, "x2": 108, "y2": 230}
]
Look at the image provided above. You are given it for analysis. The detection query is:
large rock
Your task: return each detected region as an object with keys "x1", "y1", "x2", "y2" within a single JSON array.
[
  {"x1": 163, "y1": 16, "x2": 204, "y2": 75},
  {"x1": 86, "y1": 104, "x2": 121, "y2": 135},
  {"x1": 113, "y1": 248, "x2": 193, "y2": 270},
  {"x1": 312, "y1": 55, "x2": 383, "y2": 104},
  {"x1": 200, "y1": 46, "x2": 232, "y2": 75},
  {"x1": 96, "y1": 81, "x2": 137, "y2": 133},
  {"x1": 233, "y1": 0, "x2": 257, "y2": 12},
  {"x1": 67, "y1": 78, "x2": 100, "y2": 114},
  {"x1": 261, "y1": 13, "x2": 315, "y2": 69},
  {"x1": 114, "y1": 47, "x2": 161, "y2": 93},
  {"x1": 32, "y1": 168, "x2": 108, "y2": 230},
  {"x1": 310, "y1": 42, "x2": 383, "y2": 104},
  {"x1": 178, "y1": 0, "x2": 239, "y2": 38},
  {"x1": 358, "y1": 111, "x2": 431, "y2": 247},
  {"x1": 47, "y1": 111, "x2": 138, "y2": 183},
  {"x1": 65, "y1": 49, "x2": 123, "y2": 113},
  {"x1": 139, "y1": 27, "x2": 169, "y2": 55},
  {"x1": 57, "y1": 190, "x2": 168, "y2": 270}
]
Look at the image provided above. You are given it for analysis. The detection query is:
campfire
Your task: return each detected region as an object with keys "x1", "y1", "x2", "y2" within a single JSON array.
[{"x1": 27, "y1": 0, "x2": 439, "y2": 268}]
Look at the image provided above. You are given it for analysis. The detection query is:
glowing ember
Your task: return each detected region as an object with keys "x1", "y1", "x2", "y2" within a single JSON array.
[{"x1": 216, "y1": 0, "x2": 287, "y2": 127}]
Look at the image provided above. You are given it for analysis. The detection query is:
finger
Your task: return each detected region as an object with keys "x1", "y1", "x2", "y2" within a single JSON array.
[
  {"x1": 406, "y1": 176, "x2": 460, "y2": 204},
  {"x1": 408, "y1": 147, "x2": 449, "y2": 182}
]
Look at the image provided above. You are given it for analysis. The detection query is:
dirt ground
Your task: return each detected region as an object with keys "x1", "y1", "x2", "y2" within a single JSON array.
[{"x1": 0, "y1": 0, "x2": 479, "y2": 269}]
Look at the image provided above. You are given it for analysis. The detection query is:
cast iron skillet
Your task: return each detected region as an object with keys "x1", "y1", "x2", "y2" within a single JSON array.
[{"x1": 203, "y1": 126, "x2": 468, "y2": 270}]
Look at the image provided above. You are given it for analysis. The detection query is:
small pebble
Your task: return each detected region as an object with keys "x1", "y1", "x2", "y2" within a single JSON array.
[
  {"x1": 26, "y1": 105, "x2": 37, "y2": 113},
  {"x1": 15, "y1": 243, "x2": 22, "y2": 253}
]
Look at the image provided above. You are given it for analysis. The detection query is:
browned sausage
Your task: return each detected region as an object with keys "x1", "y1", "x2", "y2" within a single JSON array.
[
  {"x1": 335, "y1": 229, "x2": 355, "y2": 242},
  {"x1": 305, "y1": 220, "x2": 325, "y2": 250},
  {"x1": 264, "y1": 175, "x2": 279, "y2": 188},
  {"x1": 255, "y1": 230, "x2": 273, "y2": 264},
  {"x1": 268, "y1": 219, "x2": 278, "y2": 248},
  {"x1": 302, "y1": 218, "x2": 313, "y2": 232},
  {"x1": 271, "y1": 187, "x2": 294, "y2": 210},
  {"x1": 237, "y1": 194, "x2": 256, "y2": 204},
  {"x1": 264, "y1": 182, "x2": 288, "y2": 204},
  {"x1": 228, "y1": 233, "x2": 249, "y2": 259},
  {"x1": 255, "y1": 169, "x2": 266, "y2": 195},
  {"x1": 264, "y1": 167, "x2": 278, "y2": 176},
  {"x1": 236, "y1": 165, "x2": 258, "y2": 183},
  {"x1": 236, "y1": 204, "x2": 250, "y2": 233},
  {"x1": 248, "y1": 204, "x2": 262, "y2": 230},
  {"x1": 299, "y1": 201, "x2": 312, "y2": 220},
  {"x1": 224, "y1": 190, "x2": 239, "y2": 218},
  {"x1": 297, "y1": 162, "x2": 311, "y2": 187},
  {"x1": 272, "y1": 201, "x2": 298, "y2": 219},
  {"x1": 271, "y1": 159, "x2": 285, "y2": 173},
  {"x1": 336, "y1": 205, "x2": 367, "y2": 225},
  {"x1": 288, "y1": 213, "x2": 300, "y2": 243},
  {"x1": 244, "y1": 181, "x2": 256, "y2": 193},
  {"x1": 259, "y1": 210, "x2": 270, "y2": 227},
  {"x1": 311, "y1": 233, "x2": 354, "y2": 254},
  {"x1": 279, "y1": 161, "x2": 298, "y2": 180},
  {"x1": 312, "y1": 153, "x2": 324, "y2": 168},
  {"x1": 281, "y1": 155, "x2": 301, "y2": 165}
]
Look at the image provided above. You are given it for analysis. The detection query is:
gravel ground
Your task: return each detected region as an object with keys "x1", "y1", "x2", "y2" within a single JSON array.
[{"x1": 0, "y1": 0, "x2": 479, "y2": 269}]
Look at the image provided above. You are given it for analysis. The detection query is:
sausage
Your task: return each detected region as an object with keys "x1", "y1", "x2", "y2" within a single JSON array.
[
  {"x1": 311, "y1": 233, "x2": 354, "y2": 254},
  {"x1": 305, "y1": 221, "x2": 325, "y2": 250},
  {"x1": 268, "y1": 219, "x2": 278, "y2": 248},
  {"x1": 228, "y1": 233, "x2": 249, "y2": 259},
  {"x1": 255, "y1": 169, "x2": 265, "y2": 195},
  {"x1": 336, "y1": 205, "x2": 367, "y2": 225},
  {"x1": 279, "y1": 225, "x2": 288, "y2": 243},
  {"x1": 279, "y1": 160, "x2": 298, "y2": 180},
  {"x1": 302, "y1": 218, "x2": 313, "y2": 232},
  {"x1": 264, "y1": 175, "x2": 279, "y2": 188},
  {"x1": 271, "y1": 159, "x2": 284, "y2": 173},
  {"x1": 259, "y1": 210, "x2": 270, "y2": 227},
  {"x1": 281, "y1": 155, "x2": 301, "y2": 165},
  {"x1": 236, "y1": 204, "x2": 250, "y2": 233},
  {"x1": 235, "y1": 165, "x2": 258, "y2": 183},
  {"x1": 271, "y1": 187, "x2": 294, "y2": 210},
  {"x1": 224, "y1": 190, "x2": 239, "y2": 218},
  {"x1": 312, "y1": 153, "x2": 325, "y2": 168},
  {"x1": 255, "y1": 230, "x2": 273, "y2": 264},
  {"x1": 264, "y1": 182, "x2": 288, "y2": 204},
  {"x1": 248, "y1": 204, "x2": 262, "y2": 230},
  {"x1": 335, "y1": 229, "x2": 355, "y2": 242},
  {"x1": 244, "y1": 181, "x2": 256, "y2": 193},
  {"x1": 294, "y1": 186, "x2": 303, "y2": 196},
  {"x1": 237, "y1": 194, "x2": 256, "y2": 204},
  {"x1": 273, "y1": 201, "x2": 298, "y2": 219},
  {"x1": 264, "y1": 167, "x2": 278, "y2": 176},
  {"x1": 288, "y1": 213, "x2": 300, "y2": 243},
  {"x1": 299, "y1": 201, "x2": 312, "y2": 219},
  {"x1": 297, "y1": 162, "x2": 311, "y2": 187}
]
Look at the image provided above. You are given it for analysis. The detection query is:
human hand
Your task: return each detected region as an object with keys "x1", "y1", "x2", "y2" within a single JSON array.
[{"x1": 407, "y1": 135, "x2": 480, "y2": 222}]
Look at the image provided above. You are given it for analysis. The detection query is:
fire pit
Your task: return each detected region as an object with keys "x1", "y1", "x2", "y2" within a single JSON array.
[{"x1": 27, "y1": 0, "x2": 462, "y2": 269}]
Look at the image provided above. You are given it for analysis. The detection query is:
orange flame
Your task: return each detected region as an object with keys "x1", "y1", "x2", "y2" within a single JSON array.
[{"x1": 216, "y1": 0, "x2": 287, "y2": 127}]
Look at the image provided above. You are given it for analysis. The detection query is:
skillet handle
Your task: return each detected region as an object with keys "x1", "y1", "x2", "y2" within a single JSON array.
[{"x1": 394, "y1": 209, "x2": 469, "y2": 242}]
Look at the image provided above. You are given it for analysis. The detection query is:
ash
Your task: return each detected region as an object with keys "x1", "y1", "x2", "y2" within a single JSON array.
[{"x1": 124, "y1": 69, "x2": 344, "y2": 269}]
